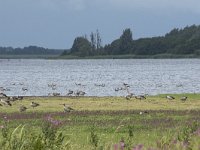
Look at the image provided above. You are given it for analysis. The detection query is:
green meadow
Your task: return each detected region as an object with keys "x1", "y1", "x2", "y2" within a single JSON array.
[{"x1": 0, "y1": 94, "x2": 200, "y2": 150}]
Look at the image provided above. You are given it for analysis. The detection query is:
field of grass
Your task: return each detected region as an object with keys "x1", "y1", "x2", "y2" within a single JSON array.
[{"x1": 0, "y1": 94, "x2": 200, "y2": 149}]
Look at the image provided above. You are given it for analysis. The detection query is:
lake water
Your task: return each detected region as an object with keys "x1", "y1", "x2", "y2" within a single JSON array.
[{"x1": 0, "y1": 59, "x2": 200, "y2": 96}]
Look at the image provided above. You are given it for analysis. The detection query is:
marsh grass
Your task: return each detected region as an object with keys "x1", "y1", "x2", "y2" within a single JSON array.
[{"x1": 0, "y1": 94, "x2": 200, "y2": 149}]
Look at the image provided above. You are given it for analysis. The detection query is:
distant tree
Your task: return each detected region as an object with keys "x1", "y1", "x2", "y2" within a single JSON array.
[
  {"x1": 90, "y1": 32, "x2": 96, "y2": 52},
  {"x1": 119, "y1": 28, "x2": 133, "y2": 54},
  {"x1": 70, "y1": 37, "x2": 92, "y2": 56},
  {"x1": 96, "y1": 29, "x2": 102, "y2": 50}
]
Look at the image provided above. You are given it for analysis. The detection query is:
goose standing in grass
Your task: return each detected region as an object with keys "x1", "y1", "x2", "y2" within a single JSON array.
[
  {"x1": 79, "y1": 91, "x2": 86, "y2": 96},
  {"x1": 180, "y1": 96, "x2": 187, "y2": 102},
  {"x1": 17, "y1": 96, "x2": 23, "y2": 100},
  {"x1": 135, "y1": 95, "x2": 146, "y2": 100},
  {"x1": 166, "y1": 95, "x2": 175, "y2": 100},
  {"x1": 0, "y1": 93, "x2": 7, "y2": 98},
  {"x1": 125, "y1": 93, "x2": 134, "y2": 100},
  {"x1": 0, "y1": 99, "x2": 12, "y2": 106},
  {"x1": 53, "y1": 92, "x2": 60, "y2": 96},
  {"x1": 61, "y1": 104, "x2": 74, "y2": 113},
  {"x1": 30, "y1": 102, "x2": 40, "y2": 108},
  {"x1": 19, "y1": 105, "x2": 27, "y2": 112}
]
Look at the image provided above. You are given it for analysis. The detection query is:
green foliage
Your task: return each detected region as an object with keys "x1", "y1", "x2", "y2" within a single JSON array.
[
  {"x1": 63, "y1": 24, "x2": 200, "y2": 57},
  {"x1": 90, "y1": 126, "x2": 99, "y2": 148},
  {"x1": 70, "y1": 37, "x2": 92, "y2": 57},
  {"x1": 0, "y1": 123, "x2": 67, "y2": 150},
  {"x1": 0, "y1": 46, "x2": 63, "y2": 55},
  {"x1": 119, "y1": 28, "x2": 133, "y2": 54}
]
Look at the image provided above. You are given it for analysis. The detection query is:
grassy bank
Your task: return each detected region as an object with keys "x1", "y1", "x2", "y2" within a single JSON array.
[{"x1": 0, "y1": 94, "x2": 200, "y2": 149}]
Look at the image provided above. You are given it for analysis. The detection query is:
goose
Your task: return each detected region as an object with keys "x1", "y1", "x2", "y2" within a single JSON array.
[
  {"x1": 22, "y1": 87, "x2": 28, "y2": 91},
  {"x1": 19, "y1": 105, "x2": 27, "y2": 112},
  {"x1": 8, "y1": 96, "x2": 18, "y2": 102},
  {"x1": 61, "y1": 104, "x2": 74, "y2": 113},
  {"x1": 67, "y1": 90, "x2": 73, "y2": 96},
  {"x1": 79, "y1": 91, "x2": 86, "y2": 96},
  {"x1": 123, "y1": 83, "x2": 130, "y2": 88},
  {"x1": 166, "y1": 95, "x2": 175, "y2": 100},
  {"x1": 30, "y1": 102, "x2": 40, "y2": 108},
  {"x1": 180, "y1": 96, "x2": 187, "y2": 102},
  {"x1": 17, "y1": 96, "x2": 23, "y2": 100},
  {"x1": 125, "y1": 93, "x2": 134, "y2": 100},
  {"x1": 52, "y1": 93, "x2": 60, "y2": 96},
  {"x1": 0, "y1": 93, "x2": 7, "y2": 98},
  {"x1": 115, "y1": 88, "x2": 119, "y2": 92},
  {"x1": 0, "y1": 99, "x2": 12, "y2": 106},
  {"x1": 135, "y1": 95, "x2": 146, "y2": 100}
]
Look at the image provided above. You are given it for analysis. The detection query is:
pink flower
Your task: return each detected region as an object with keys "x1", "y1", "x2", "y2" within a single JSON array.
[
  {"x1": 0, "y1": 125, "x2": 4, "y2": 129},
  {"x1": 133, "y1": 144, "x2": 143, "y2": 150}
]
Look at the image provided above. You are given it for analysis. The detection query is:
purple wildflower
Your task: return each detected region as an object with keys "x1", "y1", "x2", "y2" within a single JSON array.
[
  {"x1": 44, "y1": 115, "x2": 63, "y2": 127},
  {"x1": 194, "y1": 128, "x2": 200, "y2": 136},
  {"x1": 120, "y1": 139, "x2": 125, "y2": 150},
  {"x1": 133, "y1": 144, "x2": 143, "y2": 150},
  {"x1": 114, "y1": 144, "x2": 119, "y2": 150}
]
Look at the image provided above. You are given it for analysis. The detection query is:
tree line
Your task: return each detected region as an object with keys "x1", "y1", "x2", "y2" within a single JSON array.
[
  {"x1": 0, "y1": 46, "x2": 64, "y2": 55},
  {"x1": 63, "y1": 25, "x2": 200, "y2": 57}
]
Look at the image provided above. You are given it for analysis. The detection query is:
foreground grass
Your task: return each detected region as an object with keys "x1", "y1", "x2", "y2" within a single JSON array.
[{"x1": 0, "y1": 94, "x2": 200, "y2": 149}]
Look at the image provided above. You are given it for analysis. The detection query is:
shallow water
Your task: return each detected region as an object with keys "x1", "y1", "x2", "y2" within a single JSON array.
[{"x1": 0, "y1": 59, "x2": 200, "y2": 96}]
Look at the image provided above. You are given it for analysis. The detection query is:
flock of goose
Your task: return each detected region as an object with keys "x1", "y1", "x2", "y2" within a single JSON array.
[
  {"x1": 0, "y1": 82, "x2": 188, "y2": 113},
  {"x1": 0, "y1": 93, "x2": 40, "y2": 112},
  {"x1": 0, "y1": 92, "x2": 74, "y2": 113}
]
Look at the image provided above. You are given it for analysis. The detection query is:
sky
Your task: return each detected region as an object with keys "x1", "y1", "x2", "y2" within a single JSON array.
[{"x1": 0, "y1": 0, "x2": 200, "y2": 49}]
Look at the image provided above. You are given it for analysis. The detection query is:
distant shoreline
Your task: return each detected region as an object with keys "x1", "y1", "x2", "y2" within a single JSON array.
[{"x1": 0, "y1": 54, "x2": 200, "y2": 59}]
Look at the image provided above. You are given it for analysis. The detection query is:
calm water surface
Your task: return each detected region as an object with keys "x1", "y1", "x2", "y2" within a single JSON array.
[{"x1": 0, "y1": 59, "x2": 200, "y2": 96}]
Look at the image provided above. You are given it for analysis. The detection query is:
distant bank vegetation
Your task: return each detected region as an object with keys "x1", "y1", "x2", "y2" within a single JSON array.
[
  {"x1": 1, "y1": 25, "x2": 200, "y2": 58},
  {"x1": 0, "y1": 46, "x2": 64, "y2": 57},
  {"x1": 62, "y1": 24, "x2": 200, "y2": 58}
]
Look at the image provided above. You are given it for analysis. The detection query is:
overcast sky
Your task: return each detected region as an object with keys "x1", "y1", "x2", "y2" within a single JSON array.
[{"x1": 0, "y1": 0, "x2": 200, "y2": 49}]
